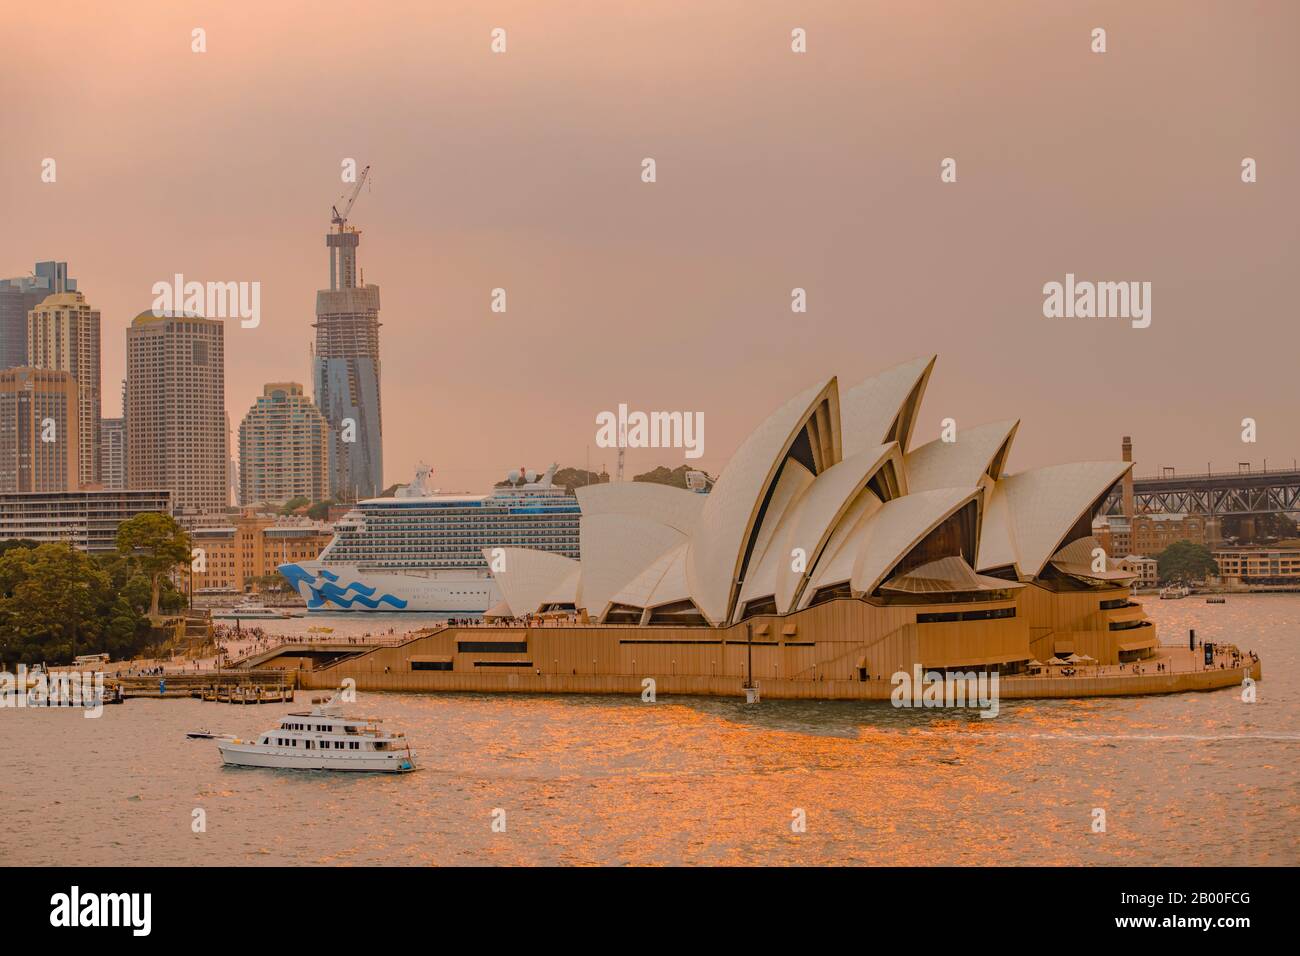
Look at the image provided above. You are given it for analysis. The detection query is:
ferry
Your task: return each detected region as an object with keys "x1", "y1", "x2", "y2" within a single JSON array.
[
  {"x1": 278, "y1": 463, "x2": 580, "y2": 613},
  {"x1": 216, "y1": 691, "x2": 416, "y2": 772},
  {"x1": 213, "y1": 601, "x2": 304, "y2": 620},
  {"x1": 1159, "y1": 585, "x2": 1191, "y2": 600}
]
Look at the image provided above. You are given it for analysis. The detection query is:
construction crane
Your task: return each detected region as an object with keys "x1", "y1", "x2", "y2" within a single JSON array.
[{"x1": 331, "y1": 164, "x2": 371, "y2": 232}]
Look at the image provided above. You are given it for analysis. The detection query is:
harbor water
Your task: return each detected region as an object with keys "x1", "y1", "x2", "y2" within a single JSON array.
[{"x1": 2, "y1": 595, "x2": 1296, "y2": 866}]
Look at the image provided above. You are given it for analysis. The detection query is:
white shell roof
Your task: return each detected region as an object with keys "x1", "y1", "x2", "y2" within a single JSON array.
[
  {"x1": 849, "y1": 487, "x2": 979, "y2": 597},
  {"x1": 799, "y1": 487, "x2": 886, "y2": 605},
  {"x1": 904, "y1": 420, "x2": 1019, "y2": 493},
  {"x1": 1048, "y1": 536, "x2": 1139, "y2": 584},
  {"x1": 880, "y1": 555, "x2": 1024, "y2": 593},
  {"x1": 840, "y1": 356, "x2": 935, "y2": 457},
  {"x1": 575, "y1": 481, "x2": 705, "y2": 535},
  {"x1": 578, "y1": 512, "x2": 686, "y2": 616},
  {"x1": 545, "y1": 567, "x2": 582, "y2": 605},
  {"x1": 975, "y1": 461, "x2": 1132, "y2": 579},
  {"x1": 484, "y1": 599, "x2": 514, "y2": 618},
  {"x1": 736, "y1": 459, "x2": 815, "y2": 608},
  {"x1": 646, "y1": 543, "x2": 691, "y2": 609},
  {"x1": 977, "y1": 479, "x2": 1018, "y2": 572},
  {"x1": 761, "y1": 443, "x2": 900, "y2": 615},
  {"x1": 686, "y1": 378, "x2": 838, "y2": 624},
  {"x1": 505, "y1": 359, "x2": 1134, "y2": 626},
  {"x1": 480, "y1": 547, "x2": 579, "y2": 617},
  {"x1": 607, "y1": 541, "x2": 691, "y2": 615}
]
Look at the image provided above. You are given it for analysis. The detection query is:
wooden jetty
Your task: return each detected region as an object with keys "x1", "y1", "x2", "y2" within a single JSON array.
[
  {"x1": 198, "y1": 681, "x2": 293, "y2": 704},
  {"x1": 115, "y1": 670, "x2": 296, "y2": 704}
]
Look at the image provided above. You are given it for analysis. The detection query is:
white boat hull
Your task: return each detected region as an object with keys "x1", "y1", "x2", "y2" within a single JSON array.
[
  {"x1": 278, "y1": 562, "x2": 499, "y2": 613},
  {"x1": 218, "y1": 740, "x2": 416, "y2": 773}
]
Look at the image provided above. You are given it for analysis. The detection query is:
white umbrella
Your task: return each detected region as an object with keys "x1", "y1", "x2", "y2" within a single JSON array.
[
  {"x1": 1064, "y1": 653, "x2": 1084, "y2": 663},
  {"x1": 1077, "y1": 654, "x2": 1097, "y2": 663}
]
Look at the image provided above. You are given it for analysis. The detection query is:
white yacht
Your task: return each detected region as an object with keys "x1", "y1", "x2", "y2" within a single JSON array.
[{"x1": 216, "y1": 692, "x2": 416, "y2": 772}]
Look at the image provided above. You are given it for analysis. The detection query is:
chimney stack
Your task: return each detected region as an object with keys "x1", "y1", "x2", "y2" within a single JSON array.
[{"x1": 1121, "y1": 436, "x2": 1135, "y2": 519}]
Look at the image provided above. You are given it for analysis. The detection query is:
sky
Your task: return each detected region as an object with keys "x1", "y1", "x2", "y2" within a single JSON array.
[{"x1": 3, "y1": 1, "x2": 1297, "y2": 494}]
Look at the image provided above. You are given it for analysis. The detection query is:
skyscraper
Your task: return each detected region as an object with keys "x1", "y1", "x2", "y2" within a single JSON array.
[
  {"x1": 238, "y1": 382, "x2": 330, "y2": 506},
  {"x1": 28, "y1": 290, "x2": 101, "y2": 487},
  {"x1": 0, "y1": 366, "x2": 80, "y2": 492},
  {"x1": 99, "y1": 417, "x2": 126, "y2": 490},
  {"x1": 126, "y1": 311, "x2": 227, "y2": 515},
  {"x1": 0, "y1": 260, "x2": 76, "y2": 370},
  {"x1": 313, "y1": 218, "x2": 383, "y2": 500}
]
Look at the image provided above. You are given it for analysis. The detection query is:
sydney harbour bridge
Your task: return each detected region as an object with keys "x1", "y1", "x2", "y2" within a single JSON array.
[{"x1": 1102, "y1": 467, "x2": 1300, "y2": 518}]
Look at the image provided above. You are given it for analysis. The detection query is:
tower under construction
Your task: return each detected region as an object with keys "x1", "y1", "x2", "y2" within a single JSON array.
[{"x1": 313, "y1": 166, "x2": 384, "y2": 500}]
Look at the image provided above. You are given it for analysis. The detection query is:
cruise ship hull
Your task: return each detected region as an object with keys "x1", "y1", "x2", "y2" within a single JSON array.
[{"x1": 278, "y1": 562, "x2": 499, "y2": 613}]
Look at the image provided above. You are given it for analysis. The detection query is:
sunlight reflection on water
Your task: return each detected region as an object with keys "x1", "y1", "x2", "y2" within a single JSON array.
[{"x1": 3, "y1": 595, "x2": 1296, "y2": 865}]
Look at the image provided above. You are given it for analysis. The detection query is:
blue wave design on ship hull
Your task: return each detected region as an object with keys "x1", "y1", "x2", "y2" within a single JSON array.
[{"x1": 278, "y1": 563, "x2": 407, "y2": 610}]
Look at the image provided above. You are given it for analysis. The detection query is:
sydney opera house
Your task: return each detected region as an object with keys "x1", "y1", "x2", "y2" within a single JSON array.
[
  {"x1": 478, "y1": 356, "x2": 1153, "y2": 679},
  {"x1": 284, "y1": 356, "x2": 1263, "y2": 702}
]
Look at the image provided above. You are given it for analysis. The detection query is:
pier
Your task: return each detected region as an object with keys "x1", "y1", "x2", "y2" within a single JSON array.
[{"x1": 114, "y1": 670, "x2": 296, "y2": 703}]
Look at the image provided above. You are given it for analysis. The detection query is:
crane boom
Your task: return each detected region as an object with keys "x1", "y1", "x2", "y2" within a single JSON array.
[{"x1": 331, "y1": 164, "x2": 371, "y2": 230}]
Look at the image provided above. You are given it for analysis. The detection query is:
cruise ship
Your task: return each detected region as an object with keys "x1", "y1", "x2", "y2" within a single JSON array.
[{"x1": 278, "y1": 463, "x2": 580, "y2": 612}]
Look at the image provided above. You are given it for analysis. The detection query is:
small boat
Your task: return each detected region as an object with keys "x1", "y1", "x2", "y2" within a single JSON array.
[
  {"x1": 307, "y1": 625, "x2": 335, "y2": 634},
  {"x1": 214, "y1": 601, "x2": 304, "y2": 620},
  {"x1": 1206, "y1": 596, "x2": 1227, "y2": 604},
  {"x1": 217, "y1": 690, "x2": 416, "y2": 773},
  {"x1": 186, "y1": 729, "x2": 235, "y2": 740}
]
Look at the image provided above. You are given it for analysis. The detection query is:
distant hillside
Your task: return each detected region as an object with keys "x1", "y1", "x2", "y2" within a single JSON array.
[
  {"x1": 495, "y1": 467, "x2": 606, "y2": 491},
  {"x1": 634, "y1": 465, "x2": 712, "y2": 490},
  {"x1": 552, "y1": 467, "x2": 606, "y2": 490}
]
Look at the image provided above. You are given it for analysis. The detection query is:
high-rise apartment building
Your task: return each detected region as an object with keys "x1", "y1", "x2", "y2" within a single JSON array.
[
  {"x1": 126, "y1": 311, "x2": 227, "y2": 515},
  {"x1": 238, "y1": 382, "x2": 330, "y2": 506},
  {"x1": 0, "y1": 366, "x2": 80, "y2": 492},
  {"x1": 100, "y1": 417, "x2": 126, "y2": 490},
  {"x1": 0, "y1": 488, "x2": 171, "y2": 554},
  {"x1": 0, "y1": 261, "x2": 77, "y2": 370},
  {"x1": 28, "y1": 290, "x2": 101, "y2": 486},
  {"x1": 314, "y1": 219, "x2": 383, "y2": 500}
]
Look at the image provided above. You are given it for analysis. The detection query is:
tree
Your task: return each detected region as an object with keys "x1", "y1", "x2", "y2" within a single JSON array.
[
  {"x1": 1220, "y1": 512, "x2": 1298, "y2": 544},
  {"x1": 117, "y1": 512, "x2": 192, "y2": 618},
  {"x1": 634, "y1": 465, "x2": 714, "y2": 489},
  {"x1": 250, "y1": 573, "x2": 288, "y2": 594},
  {"x1": 0, "y1": 543, "x2": 108, "y2": 664},
  {"x1": 280, "y1": 497, "x2": 310, "y2": 515},
  {"x1": 1157, "y1": 541, "x2": 1219, "y2": 585},
  {"x1": 306, "y1": 499, "x2": 335, "y2": 520}
]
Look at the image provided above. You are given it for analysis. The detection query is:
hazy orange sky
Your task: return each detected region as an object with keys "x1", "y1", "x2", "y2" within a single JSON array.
[{"x1": 4, "y1": 1, "x2": 1297, "y2": 493}]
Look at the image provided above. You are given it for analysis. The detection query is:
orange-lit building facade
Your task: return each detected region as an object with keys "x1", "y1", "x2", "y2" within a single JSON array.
[{"x1": 190, "y1": 512, "x2": 333, "y2": 593}]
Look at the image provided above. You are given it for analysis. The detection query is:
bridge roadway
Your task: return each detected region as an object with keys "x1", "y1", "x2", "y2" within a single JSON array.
[{"x1": 1103, "y1": 467, "x2": 1300, "y2": 517}]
